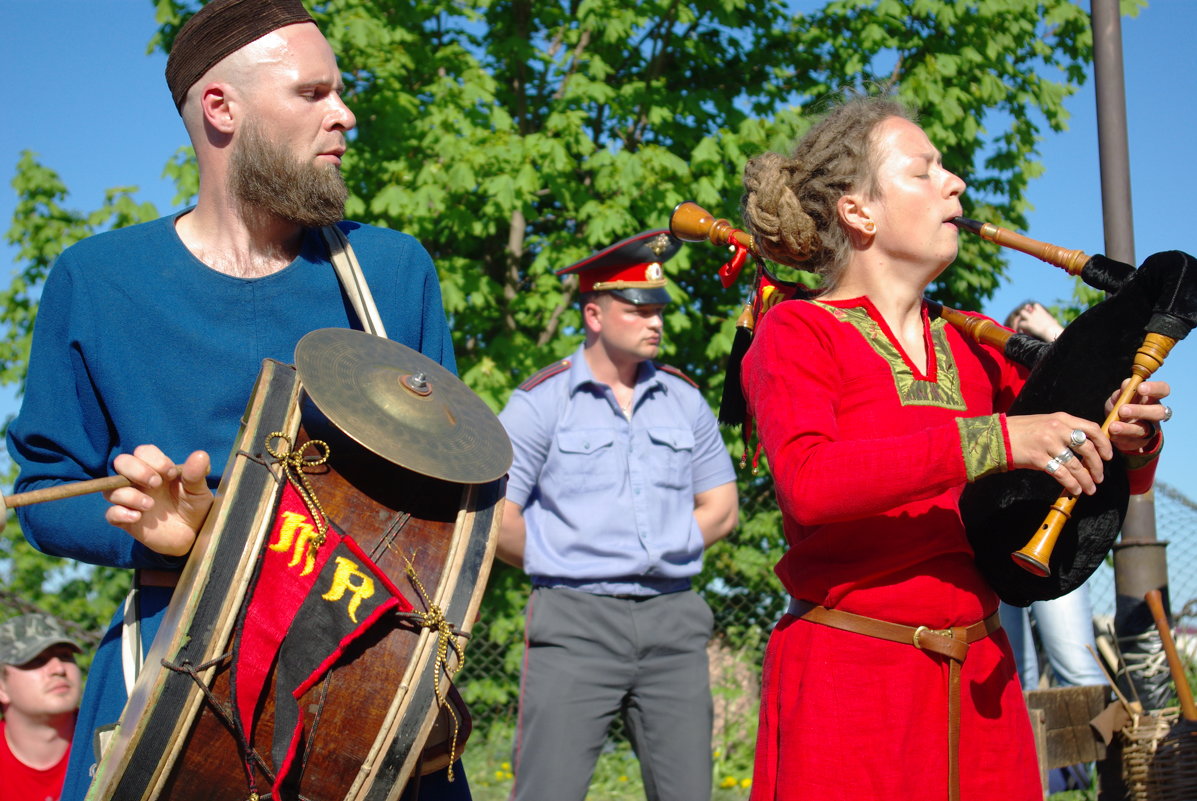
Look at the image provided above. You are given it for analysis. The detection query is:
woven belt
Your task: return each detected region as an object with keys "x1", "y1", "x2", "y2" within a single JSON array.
[{"x1": 787, "y1": 598, "x2": 1001, "y2": 801}]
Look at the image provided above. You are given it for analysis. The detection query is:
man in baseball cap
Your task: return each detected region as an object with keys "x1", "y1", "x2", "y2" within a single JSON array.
[{"x1": 0, "y1": 613, "x2": 83, "y2": 801}]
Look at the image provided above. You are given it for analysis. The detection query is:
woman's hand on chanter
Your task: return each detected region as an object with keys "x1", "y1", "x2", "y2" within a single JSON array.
[
  {"x1": 1106, "y1": 379, "x2": 1171, "y2": 453},
  {"x1": 1006, "y1": 414, "x2": 1111, "y2": 496}
]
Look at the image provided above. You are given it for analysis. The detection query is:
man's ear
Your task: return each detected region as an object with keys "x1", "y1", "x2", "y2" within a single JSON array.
[
  {"x1": 583, "y1": 299, "x2": 603, "y2": 334},
  {"x1": 198, "y1": 82, "x2": 237, "y2": 135}
]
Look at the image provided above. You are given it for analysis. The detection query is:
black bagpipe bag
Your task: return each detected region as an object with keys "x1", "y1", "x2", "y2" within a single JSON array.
[{"x1": 961, "y1": 250, "x2": 1197, "y2": 607}]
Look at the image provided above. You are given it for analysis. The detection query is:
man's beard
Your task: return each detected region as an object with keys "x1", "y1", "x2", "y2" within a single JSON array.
[{"x1": 228, "y1": 120, "x2": 348, "y2": 228}]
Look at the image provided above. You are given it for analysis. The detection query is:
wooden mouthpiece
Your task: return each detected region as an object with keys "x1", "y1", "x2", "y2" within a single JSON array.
[{"x1": 952, "y1": 217, "x2": 1090, "y2": 276}]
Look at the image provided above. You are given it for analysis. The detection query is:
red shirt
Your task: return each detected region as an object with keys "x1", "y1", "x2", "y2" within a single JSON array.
[{"x1": 0, "y1": 719, "x2": 71, "y2": 801}]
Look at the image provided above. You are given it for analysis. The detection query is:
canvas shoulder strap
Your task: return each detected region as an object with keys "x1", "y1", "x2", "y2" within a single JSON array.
[{"x1": 321, "y1": 224, "x2": 388, "y2": 338}]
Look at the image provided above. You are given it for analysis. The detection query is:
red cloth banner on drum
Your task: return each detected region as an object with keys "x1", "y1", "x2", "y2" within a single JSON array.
[
  {"x1": 230, "y1": 480, "x2": 412, "y2": 794},
  {"x1": 233, "y1": 480, "x2": 338, "y2": 743},
  {"x1": 270, "y1": 534, "x2": 411, "y2": 795}
]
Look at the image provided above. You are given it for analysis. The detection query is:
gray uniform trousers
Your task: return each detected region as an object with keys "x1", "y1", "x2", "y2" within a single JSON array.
[{"x1": 510, "y1": 586, "x2": 714, "y2": 801}]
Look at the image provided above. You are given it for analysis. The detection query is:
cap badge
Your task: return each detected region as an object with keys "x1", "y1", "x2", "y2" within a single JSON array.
[
  {"x1": 645, "y1": 262, "x2": 664, "y2": 281},
  {"x1": 647, "y1": 233, "x2": 671, "y2": 258}
]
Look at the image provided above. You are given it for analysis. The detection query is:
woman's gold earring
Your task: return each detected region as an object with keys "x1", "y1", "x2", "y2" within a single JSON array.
[{"x1": 864, "y1": 222, "x2": 876, "y2": 233}]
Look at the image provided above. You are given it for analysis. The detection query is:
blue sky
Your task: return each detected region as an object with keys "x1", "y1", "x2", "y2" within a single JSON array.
[{"x1": 2, "y1": 0, "x2": 1196, "y2": 503}]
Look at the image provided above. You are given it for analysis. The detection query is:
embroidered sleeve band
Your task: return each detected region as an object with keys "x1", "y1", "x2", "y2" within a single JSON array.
[{"x1": 957, "y1": 415, "x2": 1007, "y2": 482}]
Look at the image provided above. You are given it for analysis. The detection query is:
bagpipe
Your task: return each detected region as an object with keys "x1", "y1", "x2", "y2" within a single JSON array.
[
  {"x1": 36, "y1": 329, "x2": 514, "y2": 801},
  {"x1": 671, "y1": 200, "x2": 1197, "y2": 607}
]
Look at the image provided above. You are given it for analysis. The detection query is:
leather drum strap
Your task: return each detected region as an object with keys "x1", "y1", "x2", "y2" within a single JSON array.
[{"x1": 787, "y1": 599, "x2": 1001, "y2": 801}]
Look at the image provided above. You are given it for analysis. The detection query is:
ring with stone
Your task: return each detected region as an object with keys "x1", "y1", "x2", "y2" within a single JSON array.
[
  {"x1": 1045, "y1": 458, "x2": 1062, "y2": 475},
  {"x1": 1069, "y1": 429, "x2": 1087, "y2": 448},
  {"x1": 1056, "y1": 449, "x2": 1075, "y2": 465},
  {"x1": 1162, "y1": 405, "x2": 1173, "y2": 422}
]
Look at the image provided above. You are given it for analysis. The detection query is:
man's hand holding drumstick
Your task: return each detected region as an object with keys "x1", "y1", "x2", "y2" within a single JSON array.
[{"x1": 104, "y1": 446, "x2": 214, "y2": 557}]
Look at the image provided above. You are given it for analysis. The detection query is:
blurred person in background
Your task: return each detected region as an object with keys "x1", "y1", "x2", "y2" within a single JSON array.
[{"x1": 0, "y1": 613, "x2": 84, "y2": 801}]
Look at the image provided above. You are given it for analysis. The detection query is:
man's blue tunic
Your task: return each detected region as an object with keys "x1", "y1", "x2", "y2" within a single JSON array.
[{"x1": 7, "y1": 212, "x2": 459, "y2": 800}]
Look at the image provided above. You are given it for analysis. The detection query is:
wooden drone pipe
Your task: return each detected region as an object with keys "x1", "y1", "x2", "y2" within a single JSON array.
[
  {"x1": 670, "y1": 201, "x2": 756, "y2": 254},
  {"x1": 673, "y1": 202, "x2": 1020, "y2": 353},
  {"x1": 931, "y1": 305, "x2": 1014, "y2": 353},
  {"x1": 1012, "y1": 332, "x2": 1177, "y2": 576},
  {"x1": 3, "y1": 475, "x2": 132, "y2": 511}
]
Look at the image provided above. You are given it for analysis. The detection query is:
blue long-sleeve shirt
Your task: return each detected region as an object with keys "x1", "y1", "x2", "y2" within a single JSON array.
[
  {"x1": 7, "y1": 212, "x2": 456, "y2": 569},
  {"x1": 499, "y1": 345, "x2": 736, "y2": 595}
]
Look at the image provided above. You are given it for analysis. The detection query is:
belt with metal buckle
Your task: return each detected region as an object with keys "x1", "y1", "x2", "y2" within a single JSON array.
[{"x1": 786, "y1": 598, "x2": 1001, "y2": 801}]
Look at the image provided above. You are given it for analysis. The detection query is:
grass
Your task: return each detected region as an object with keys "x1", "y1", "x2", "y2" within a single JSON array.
[
  {"x1": 461, "y1": 721, "x2": 753, "y2": 801},
  {"x1": 461, "y1": 723, "x2": 1100, "y2": 801}
]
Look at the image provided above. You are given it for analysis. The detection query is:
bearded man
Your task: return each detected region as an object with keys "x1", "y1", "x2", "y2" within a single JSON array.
[{"x1": 6, "y1": 1, "x2": 462, "y2": 799}]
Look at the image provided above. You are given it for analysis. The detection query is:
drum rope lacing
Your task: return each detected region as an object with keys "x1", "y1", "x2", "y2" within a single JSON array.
[
  {"x1": 398, "y1": 557, "x2": 468, "y2": 781},
  {"x1": 159, "y1": 652, "x2": 294, "y2": 799},
  {"x1": 265, "y1": 433, "x2": 332, "y2": 551}
]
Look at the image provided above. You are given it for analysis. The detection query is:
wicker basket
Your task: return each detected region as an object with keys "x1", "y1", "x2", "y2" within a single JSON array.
[{"x1": 1121, "y1": 707, "x2": 1197, "y2": 801}]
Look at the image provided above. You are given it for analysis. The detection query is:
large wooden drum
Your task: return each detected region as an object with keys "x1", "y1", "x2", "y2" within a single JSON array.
[{"x1": 87, "y1": 330, "x2": 510, "y2": 801}]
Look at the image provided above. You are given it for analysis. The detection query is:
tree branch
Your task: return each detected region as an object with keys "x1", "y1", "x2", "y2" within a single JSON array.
[
  {"x1": 502, "y1": 208, "x2": 527, "y2": 332},
  {"x1": 538, "y1": 281, "x2": 576, "y2": 347},
  {"x1": 553, "y1": 28, "x2": 591, "y2": 101}
]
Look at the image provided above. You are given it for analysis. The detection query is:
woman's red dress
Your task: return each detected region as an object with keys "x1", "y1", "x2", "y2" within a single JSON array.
[{"x1": 741, "y1": 297, "x2": 1041, "y2": 801}]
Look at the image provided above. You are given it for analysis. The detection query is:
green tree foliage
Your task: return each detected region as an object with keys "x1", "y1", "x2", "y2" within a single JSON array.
[
  {"x1": 145, "y1": 0, "x2": 1108, "y2": 405},
  {"x1": 4, "y1": 0, "x2": 1117, "y2": 700}
]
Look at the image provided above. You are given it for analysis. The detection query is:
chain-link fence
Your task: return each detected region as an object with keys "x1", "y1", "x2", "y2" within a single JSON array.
[
  {"x1": 457, "y1": 480, "x2": 1197, "y2": 798},
  {"x1": 1086, "y1": 483, "x2": 1197, "y2": 621}
]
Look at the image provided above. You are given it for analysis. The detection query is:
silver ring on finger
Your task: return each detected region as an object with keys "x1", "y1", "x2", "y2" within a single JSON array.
[
  {"x1": 1069, "y1": 429, "x2": 1087, "y2": 448},
  {"x1": 1162, "y1": 405, "x2": 1173, "y2": 422},
  {"x1": 1056, "y1": 449, "x2": 1075, "y2": 465},
  {"x1": 1045, "y1": 457, "x2": 1062, "y2": 475}
]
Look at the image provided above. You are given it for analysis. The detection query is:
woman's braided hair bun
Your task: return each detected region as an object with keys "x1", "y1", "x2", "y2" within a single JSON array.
[
  {"x1": 740, "y1": 95, "x2": 915, "y2": 289},
  {"x1": 741, "y1": 153, "x2": 822, "y2": 268}
]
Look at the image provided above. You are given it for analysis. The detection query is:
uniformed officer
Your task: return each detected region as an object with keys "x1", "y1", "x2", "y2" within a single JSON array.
[{"x1": 497, "y1": 230, "x2": 739, "y2": 801}]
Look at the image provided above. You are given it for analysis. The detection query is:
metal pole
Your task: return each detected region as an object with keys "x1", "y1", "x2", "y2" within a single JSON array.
[
  {"x1": 1091, "y1": 7, "x2": 1173, "y2": 799},
  {"x1": 1090, "y1": 5, "x2": 1168, "y2": 798},
  {"x1": 1092, "y1": 0, "x2": 1135, "y2": 265}
]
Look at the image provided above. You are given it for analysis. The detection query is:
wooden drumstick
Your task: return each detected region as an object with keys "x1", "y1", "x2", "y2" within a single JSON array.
[
  {"x1": 1146, "y1": 589, "x2": 1197, "y2": 722},
  {"x1": 2, "y1": 475, "x2": 133, "y2": 511}
]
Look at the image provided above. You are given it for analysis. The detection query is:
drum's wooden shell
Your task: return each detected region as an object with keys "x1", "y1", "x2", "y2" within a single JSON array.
[{"x1": 87, "y1": 359, "x2": 502, "y2": 801}]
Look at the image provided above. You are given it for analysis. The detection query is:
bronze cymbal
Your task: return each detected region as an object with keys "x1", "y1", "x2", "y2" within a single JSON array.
[{"x1": 294, "y1": 329, "x2": 512, "y2": 484}]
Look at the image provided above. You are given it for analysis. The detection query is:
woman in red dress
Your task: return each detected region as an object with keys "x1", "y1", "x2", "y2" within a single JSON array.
[{"x1": 738, "y1": 96, "x2": 1169, "y2": 801}]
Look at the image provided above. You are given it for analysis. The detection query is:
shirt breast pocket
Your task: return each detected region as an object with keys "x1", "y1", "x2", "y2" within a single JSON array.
[
  {"x1": 552, "y1": 428, "x2": 619, "y2": 492},
  {"x1": 646, "y1": 426, "x2": 694, "y2": 489}
]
